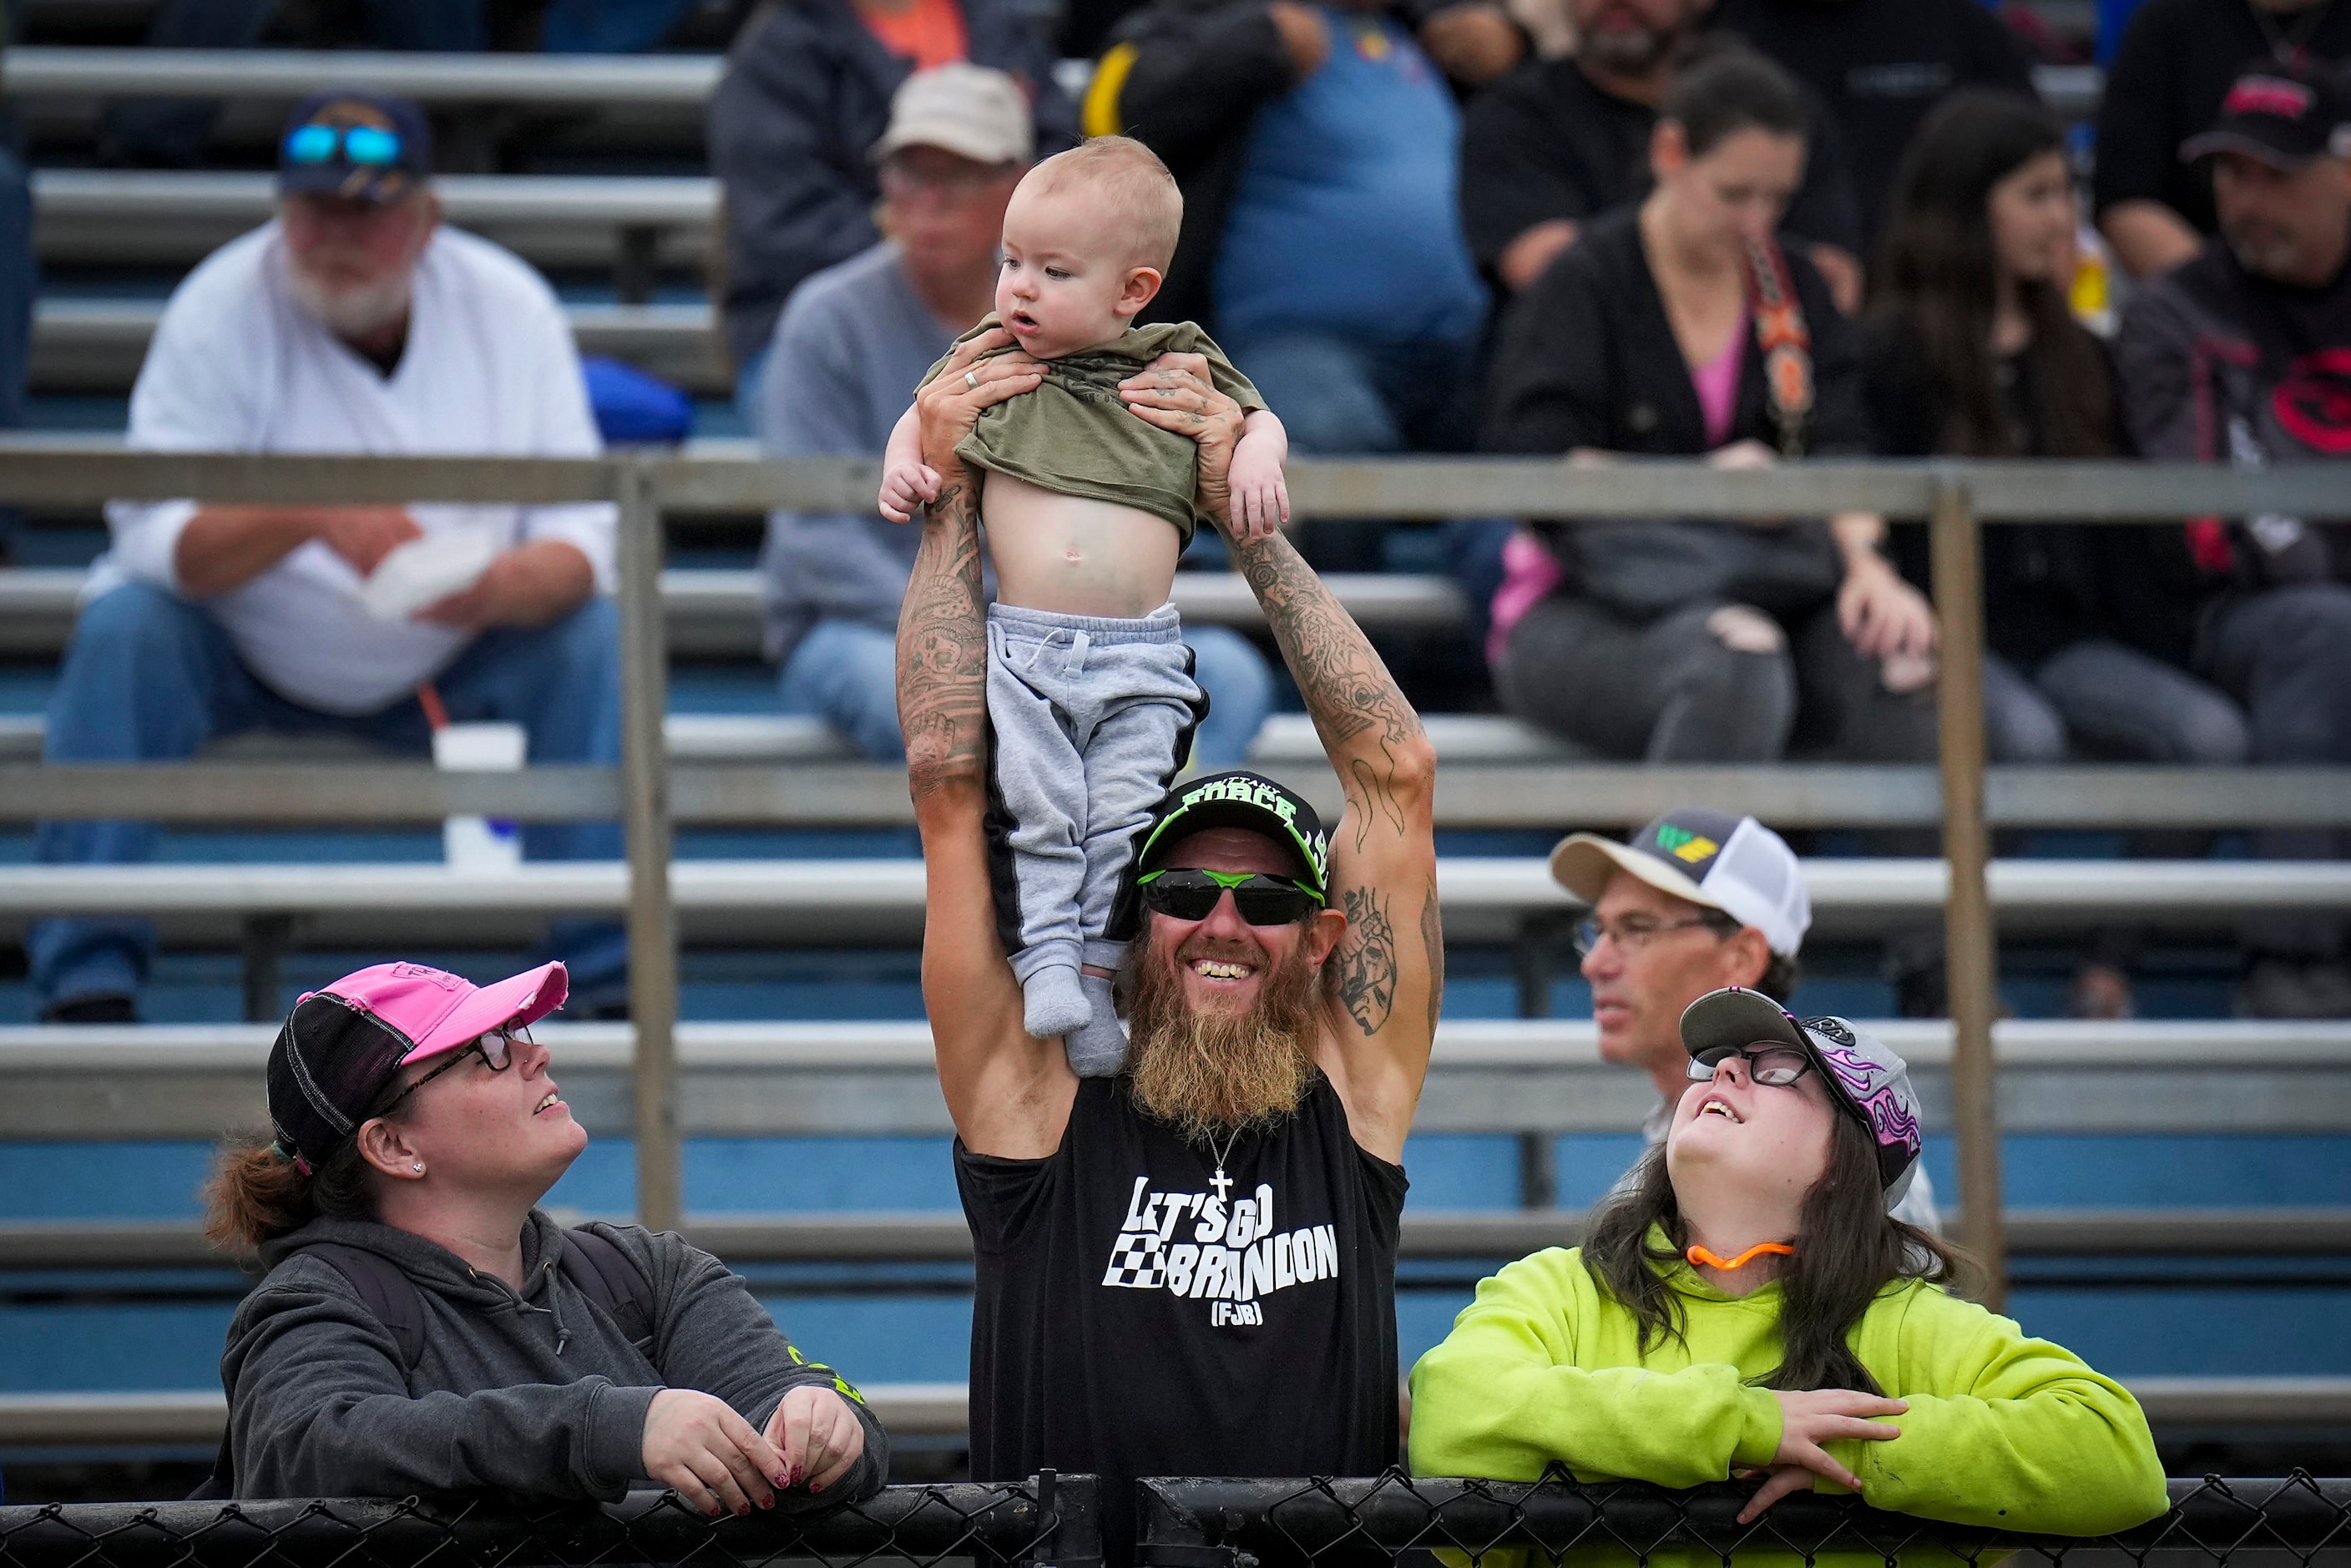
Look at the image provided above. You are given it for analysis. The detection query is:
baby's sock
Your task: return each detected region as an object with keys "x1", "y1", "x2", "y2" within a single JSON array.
[
  {"x1": 1064, "y1": 972, "x2": 1128, "y2": 1077},
  {"x1": 1022, "y1": 962, "x2": 1091, "y2": 1039}
]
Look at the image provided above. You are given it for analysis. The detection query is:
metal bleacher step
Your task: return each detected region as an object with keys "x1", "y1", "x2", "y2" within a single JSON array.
[
  {"x1": 5, "y1": 1014, "x2": 2349, "y2": 1142},
  {"x1": 0, "y1": 565, "x2": 1470, "y2": 657},
  {"x1": 33, "y1": 169, "x2": 719, "y2": 272},
  {"x1": 31, "y1": 295, "x2": 731, "y2": 395}
]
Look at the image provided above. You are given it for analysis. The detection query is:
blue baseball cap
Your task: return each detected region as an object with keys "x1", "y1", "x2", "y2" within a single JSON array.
[{"x1": 277, "y1": 90, "x2": 433, "y2": 205}]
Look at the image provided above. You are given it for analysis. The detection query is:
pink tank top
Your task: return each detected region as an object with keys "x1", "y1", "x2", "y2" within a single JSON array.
[{"x1": 1692, "y1": 312, "x2": 1748, "y2": 449}]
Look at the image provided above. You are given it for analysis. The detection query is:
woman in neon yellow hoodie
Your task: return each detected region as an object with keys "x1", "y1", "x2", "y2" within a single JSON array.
[{"x1": 1410, "y1": 987, "x2": 2167, "y2": 1548}]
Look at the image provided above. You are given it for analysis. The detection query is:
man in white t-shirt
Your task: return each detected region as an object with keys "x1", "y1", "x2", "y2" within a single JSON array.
[
  {"x1": 1549, "y1": 808, "x2": 1942, "y2": 1231},
  {"x1": 30, "y1": 91, "x2": 625, "y2": 1024}
]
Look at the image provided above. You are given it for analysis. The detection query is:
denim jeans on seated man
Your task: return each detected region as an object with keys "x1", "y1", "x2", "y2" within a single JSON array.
[
  {"x1": 30, "y1": 583, "x2": 628, "y2": 1018},
  {"x1": 779, "y1": 615, "x2": 1274, "y2": 771}
]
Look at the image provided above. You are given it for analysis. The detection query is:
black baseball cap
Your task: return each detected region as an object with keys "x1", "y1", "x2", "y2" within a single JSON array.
[
  {"x1": 277, "y1": 90, "x2": 434, "y2": 205},
  {"x1": 1106, "y1": 771, "x2": 1332, "y2": 938},
  {"x1": 2182, "y1": 57, "x2": 2351, "y2": 169}
]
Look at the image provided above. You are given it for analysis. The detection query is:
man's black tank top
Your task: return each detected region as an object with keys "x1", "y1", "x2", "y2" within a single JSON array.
[{"x1": 957, "y1": 1070, "x2": 1408, "y2": 1564}]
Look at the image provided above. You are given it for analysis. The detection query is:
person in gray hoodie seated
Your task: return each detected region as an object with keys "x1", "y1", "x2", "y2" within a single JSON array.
[{"x1": 201, "y1": 959, "x2": 887, "y2": 1511}]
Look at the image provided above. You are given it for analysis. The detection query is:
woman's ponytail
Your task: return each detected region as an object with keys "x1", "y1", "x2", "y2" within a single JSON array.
[
  {"x1": 201, "y1": 1139, "x2": 321, "y2": 1252},
  {"x1": 202, "y1": 1088, "x2": 407, "y2": 1252}
]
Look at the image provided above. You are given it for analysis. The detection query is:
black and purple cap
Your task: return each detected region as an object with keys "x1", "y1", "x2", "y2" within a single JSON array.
[
  {"x1": 268, "y1": 960, "x2": 566, "y2": 1175},
  {"x1": 277, "y1": 89, "x2": 434, "y2": 205},
  {"x1": 1680, "y1": 985, "x2": 1924, "y2": 1206},
  {"x1": 2182, "y1": 57, "x2": 2351, "y2": 169}
]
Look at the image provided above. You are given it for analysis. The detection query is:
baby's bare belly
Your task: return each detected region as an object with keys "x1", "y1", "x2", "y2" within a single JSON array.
[{"x1": 983, "y1": 473, "x2": 1184, "y2": 620}]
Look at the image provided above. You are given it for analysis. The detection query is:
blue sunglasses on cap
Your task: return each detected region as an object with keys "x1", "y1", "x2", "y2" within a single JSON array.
[{"x1": 284, "y1": 124, "x2": 404, "y2": 167}]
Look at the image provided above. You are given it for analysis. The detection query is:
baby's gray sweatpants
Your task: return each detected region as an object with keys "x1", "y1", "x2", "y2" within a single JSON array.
[{"x1": 985, "y1": 602, "x2": 1205, "y2": 1063}]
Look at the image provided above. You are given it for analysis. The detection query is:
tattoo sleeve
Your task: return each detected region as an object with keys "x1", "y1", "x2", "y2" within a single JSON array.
[
  {"x1": 1227, "y1": 529, "x2": 1427, "y2": 851},
  {"x1": 1334, "y1": 886, "x2": 1398, "y2": 1037},
  {"x1": 895, "y1": 476, "x2": 989, "y2": 794}
]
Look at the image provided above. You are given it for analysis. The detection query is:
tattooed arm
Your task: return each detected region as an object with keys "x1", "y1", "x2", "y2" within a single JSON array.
[
  {"x1": 1229, "y1": 525, "x2": 1440, "y2": 1161},
  {"x1": 898, "y1": 331, "x2": 1074, "y2": 1161}
]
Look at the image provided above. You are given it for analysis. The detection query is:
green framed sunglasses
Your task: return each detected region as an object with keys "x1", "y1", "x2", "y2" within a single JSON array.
[{"x1": 1137, "y1": 867, "x2": 1323, "y2": 926}]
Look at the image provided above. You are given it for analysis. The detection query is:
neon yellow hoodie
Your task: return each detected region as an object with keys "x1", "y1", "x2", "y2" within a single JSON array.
[{"x1": 1408, "y1": 1237, "x2": 2167, "y2": 1561}]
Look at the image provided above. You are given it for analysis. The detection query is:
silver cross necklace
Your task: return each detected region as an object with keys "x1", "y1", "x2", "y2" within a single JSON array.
[{"x1": 1205, "y1": 1124, "x2": 1243, "y2": 1203}]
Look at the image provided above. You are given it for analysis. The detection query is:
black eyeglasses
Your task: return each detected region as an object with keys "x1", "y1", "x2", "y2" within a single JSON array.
[
  {"x1": 1138, "y1": 868, "x2": 1322, "y2": 926},
  {"x1": 383, "y1": 1022, "x2": 528, "y2": 1111},
  {"x1": 1574, "y1": 913, "x2": 1735, "y2": 953},
  {"x1": 1686, "y1": 1043, "x2": 1815, "y2": 1087}
]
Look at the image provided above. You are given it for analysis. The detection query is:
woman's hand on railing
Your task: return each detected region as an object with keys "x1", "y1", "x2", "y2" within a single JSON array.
[
  {"x1": 766, "y1": 1383, "x2": 868, "y2": 1495},
  {"x1": 1734, "y1": 1388, "x2": 1908, "y2": 1523},
  {"x1": 640, "y1": 1387, "x2": 790, "y2": 1516}
]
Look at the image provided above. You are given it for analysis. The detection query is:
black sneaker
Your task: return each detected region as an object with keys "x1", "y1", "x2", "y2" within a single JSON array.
[{"x1": 41, "y1": 993, "x2": 139, "y2": 1024}]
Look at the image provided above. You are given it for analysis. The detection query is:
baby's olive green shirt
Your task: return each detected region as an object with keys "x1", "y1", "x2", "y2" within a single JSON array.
[{"x1": 918, "y1": 315, "x2": 1266, "y2": 546}]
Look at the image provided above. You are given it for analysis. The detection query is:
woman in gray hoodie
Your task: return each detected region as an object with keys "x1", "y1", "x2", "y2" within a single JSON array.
[{"x1": 203, "y1": 959, "x2": 889, "y2": 1513}]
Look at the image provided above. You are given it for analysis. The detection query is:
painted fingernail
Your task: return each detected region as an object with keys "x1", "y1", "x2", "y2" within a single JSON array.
[{"x1": 775, "y1": 1472, "x2": 791, "y2": 1487}]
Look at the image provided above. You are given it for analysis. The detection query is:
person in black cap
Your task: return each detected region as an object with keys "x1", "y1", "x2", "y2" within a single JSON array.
[
  {"x1": 2094, "y1": 0, "x2": 2351, "y2": 280},
  {"x1": 897, "y1": 334, "x2": 1441, "y2": 1563},
  {"x1": 29, "y1": 89, "x2": 631, "y2": 1024},
  {"x1": 2114, "y1": 54, "x2": 2351, "y2": 1017},
  {"x1": 200, "y1": 960, "x2": 887, "y2": 1509}
]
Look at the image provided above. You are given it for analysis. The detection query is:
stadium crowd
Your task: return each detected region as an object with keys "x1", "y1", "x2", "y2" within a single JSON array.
[
  {"x1": 12, "y1": 0, "x2": 2351, "y2": 1024},
  {"x1": 0, "y1": 0, "x2": 2344, "y2": 1540}
]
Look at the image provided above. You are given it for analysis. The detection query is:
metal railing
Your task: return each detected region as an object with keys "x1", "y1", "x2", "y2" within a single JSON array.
[
  {"x1": 6, "y1": 444, "x2": 2350, "y2": 1303},
  {"x1": 0, "y1": 1477, "x2": 1087, "y2": 1568},
  {"x1": 5, "y1": 1474, "x2": 2349, "y2": 1567},
  {"x1": 1135, "y1": 1472, "x2": 2351, "y2": 1564}
]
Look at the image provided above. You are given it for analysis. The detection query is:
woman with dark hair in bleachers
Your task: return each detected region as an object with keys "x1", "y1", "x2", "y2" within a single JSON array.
[
  {"x1": 1482, "y1": 44, "x2": 1940, "y2": 773},
  {"x1": 200, "y1": 959, "x2": 887, "y2": 1510},
  {"x1": 1863, "y1": 90, "x2": 2247, "y2": 1018}
]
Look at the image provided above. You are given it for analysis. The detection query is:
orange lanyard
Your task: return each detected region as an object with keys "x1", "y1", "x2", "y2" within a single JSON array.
[{"x1": 1686, "y1": 1242, "x2": 1796, "y2": 1272}]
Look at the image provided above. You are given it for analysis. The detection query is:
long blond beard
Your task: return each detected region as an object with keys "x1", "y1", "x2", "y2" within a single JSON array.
[{"x1": 1122, "y1": 931, "x2": 1322, "y2": 1143}]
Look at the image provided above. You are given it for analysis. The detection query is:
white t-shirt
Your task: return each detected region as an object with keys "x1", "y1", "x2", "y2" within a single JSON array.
[{"x1": 95, "y1": 221, "x2": 617, "y2": 716}]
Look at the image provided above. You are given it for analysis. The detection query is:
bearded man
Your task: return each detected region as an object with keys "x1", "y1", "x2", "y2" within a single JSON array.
[
  {"x1": 29, "y1": 90, "x2": 626, "y2": 1024},
  {"x1": 897, "y1": 331, "x2": 1442, "y2": 1563}
]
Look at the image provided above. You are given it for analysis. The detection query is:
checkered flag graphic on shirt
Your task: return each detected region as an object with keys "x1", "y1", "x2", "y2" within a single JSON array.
[{"x1": 1101, "y1": 1230, "x2": 1167, "y2": 1289}]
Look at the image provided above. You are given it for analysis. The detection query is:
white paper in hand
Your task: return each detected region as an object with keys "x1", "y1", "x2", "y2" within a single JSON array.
[{"x1": 356, "y1": 531, "x2": 500, "y2": 622}]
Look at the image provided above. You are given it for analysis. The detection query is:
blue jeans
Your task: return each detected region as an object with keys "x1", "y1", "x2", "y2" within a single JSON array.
[
  {"x1": 779, "y1": 616, "x2": 1273, "y2": 771},
  {"x1": 1214, "y1": 326, "x2": 1485, "y2": 573},
  {"x1": 30, "y1": 583, "x2": 628, "y2": 1009},
  {"x1": 0, "y1": 146, "x2": 31, "y2": 559}
]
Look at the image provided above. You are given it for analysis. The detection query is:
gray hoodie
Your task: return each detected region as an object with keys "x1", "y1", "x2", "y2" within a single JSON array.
[{"x1": 219, "y1": 1211, "x2": 890, "y2": 1502}]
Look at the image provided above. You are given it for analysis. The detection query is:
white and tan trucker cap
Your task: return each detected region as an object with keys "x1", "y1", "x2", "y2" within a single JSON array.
[
  {"x1": 871, "y1": 63, "x2": 1034, "y2": 167},
  {"x1": 1549, "y1": 808, "x2": 1811, "y2": 957}
]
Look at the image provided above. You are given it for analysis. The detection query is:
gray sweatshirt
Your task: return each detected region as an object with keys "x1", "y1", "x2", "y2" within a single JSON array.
[{"x1": 219, "y1": 1211, "x2": 890, "y2": 1502}]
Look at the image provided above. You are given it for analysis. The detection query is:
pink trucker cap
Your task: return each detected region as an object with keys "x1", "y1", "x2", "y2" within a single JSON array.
[{"x1": 265, "y1": 960, "x2": 567, "y2": 1172}]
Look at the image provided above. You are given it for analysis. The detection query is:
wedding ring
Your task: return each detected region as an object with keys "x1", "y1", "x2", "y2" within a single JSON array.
[{"x1": 964, "y1": 370, "x2": 980, "y2": 390}]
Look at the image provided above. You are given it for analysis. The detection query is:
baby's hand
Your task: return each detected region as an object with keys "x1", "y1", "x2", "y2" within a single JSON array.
[
  {"x1": 877, "y1": 461, "x2": 941, "y2": 524},
  {"x1": 1224, "y1": 443, "x2": 1290, "y2": 543}
]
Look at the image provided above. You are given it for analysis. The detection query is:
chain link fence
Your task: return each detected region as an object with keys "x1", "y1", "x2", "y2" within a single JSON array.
[
  {"x1": 1135, "y1": 1472, "x2": 2351, "y2": 1565},
  {"x1": 0, "y1": 1473, "x2": 1096, "y2": 1568}
]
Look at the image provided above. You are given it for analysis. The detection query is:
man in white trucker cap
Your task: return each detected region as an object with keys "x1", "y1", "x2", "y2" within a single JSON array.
[{"x1": 1550, "y1": 807, "x2": 1939, "y2": 1229}]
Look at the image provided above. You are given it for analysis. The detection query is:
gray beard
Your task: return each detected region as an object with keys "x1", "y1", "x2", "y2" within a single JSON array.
[
  {"x1": 1120, "y1": 930, "x2": 1322, "y2": 1146},
  {"x1": 288, "y1": 266, "x2": 412, "y2": 343}
]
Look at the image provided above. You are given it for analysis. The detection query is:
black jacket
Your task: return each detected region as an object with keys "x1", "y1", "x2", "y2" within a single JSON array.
[
  {"x1": 1484, "y1": 206, "x2": 1869, "y2": 458},
  {"x1": 1100, "y1": 0, "x2": 1459, "y2": 330},
  {"x1": 710, "y1": 0, "x2": 1079, "y2": 368},
  {"x1": 1861, "y1": 313, "x2": 2207, "y2": 668},
  {"x1": 1484, "y1": 208, "x2": 1867, "y2": 618}
]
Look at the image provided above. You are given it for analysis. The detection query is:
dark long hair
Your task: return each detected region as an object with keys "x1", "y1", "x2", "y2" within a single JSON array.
[
  {"x1": 1661, "y1": 42, "x2": 1809, "y2": 159},
  {"x1": 1869, "y1": 90, "x2": 2114, "y2": 459},
  {"x1": 1581, "y1": 1110, "x2": 1971, "y2": 1393}
]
